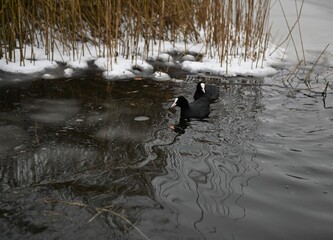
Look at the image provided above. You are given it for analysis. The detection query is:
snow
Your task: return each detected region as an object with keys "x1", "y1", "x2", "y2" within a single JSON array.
[
  {"x1": 66, "y1": 60, "x2": 89, "y2": 69},
  {"x1": 181, "y1": 46, "x2": 281, "y2": 77},
  {"x1": 148, "y1": 53, "x2": 174, "y2": 62},
  {"x1": 0, "y1": 59, "x2": 58, "y2": 74},
  {"x1": 1, "y1": 0, "x2": 332, "y2": 80},
  {"x1": 133, "y1": 61, "x2": 154, "y2": 71},
  {"x1": 150, "y1": 71, "x2": 171, "y2": 81},
  {"x1": 42, "y1": 73, "x2": 55, "y2": 79},
  {"x1": 0, "y1": 40, "x2": 282, "y2": 80},
  {"x1": 94, "y1": 57, "x2": 136, "y2": 80},
  {"x1": 181, "y1": 55, "x2": 196, "y2": 61},
  {"x1": 103, "y1": 69, "x2": 135, "y2": 80},
  {"x1": 64, "y1": 68, "x2": 74, "y2": 77}
]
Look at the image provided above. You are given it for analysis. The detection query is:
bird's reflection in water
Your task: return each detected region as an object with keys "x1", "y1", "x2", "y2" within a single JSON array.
[
  {"x1": 170, "y1": 117, "x2": 188, "y2": 134},
  {"x1": 170, "y1": 117, "x2": 210, "y2": 135}
]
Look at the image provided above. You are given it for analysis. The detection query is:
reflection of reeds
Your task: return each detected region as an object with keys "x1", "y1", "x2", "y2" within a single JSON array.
[{"x1": 1, "y1": 0, "x2": 271, "y2": 67}]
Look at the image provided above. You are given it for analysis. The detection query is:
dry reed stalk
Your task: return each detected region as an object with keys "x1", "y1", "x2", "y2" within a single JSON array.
[
  {"x1": 284, "y1": 59, "x2": 303, "y2": 83},
  {"x1": 270, "y1": 0, "x2": 304, "y2": 56},
  {"x1": 157, "y1": 0, "x2": 165, "y2": 61},
  {"x1": 225, "y1": 0, "x2": 233, "y2": 74},
  {"x1": 304, "y1": 44, "x2": 330, "y2": 82},
  {"x1": 1, "y1": 0, "x2": 272, "y2": 71},
  {"x1": 278, "y1": 0, "x2": 300, "y2": 63},
  {"x1": 244, "y1": 0, "x2": 254, "y2": 62},
  {"x1": 281, "y1": 37, "x2": 291, "y2": 61},
  {"x1": 295, "y1": 0, "x2": 306, "y2": 65},
  {"x1": 17, "y1": 1, "x2": 24, "y2": 66}
]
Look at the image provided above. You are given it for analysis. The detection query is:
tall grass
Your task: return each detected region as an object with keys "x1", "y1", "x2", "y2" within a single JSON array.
[{"x1": 0, "y1": 0, "x2": 272, "y2": 68}]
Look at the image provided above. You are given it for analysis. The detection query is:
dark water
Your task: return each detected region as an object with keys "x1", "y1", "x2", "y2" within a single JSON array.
[{"x1": 0, "y1": 70, "x2": 332, "y2": 239}]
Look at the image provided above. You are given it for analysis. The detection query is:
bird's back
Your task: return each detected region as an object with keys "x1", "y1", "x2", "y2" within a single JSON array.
[
  {"x1": 186, "y1": 97, "x2": 210, "y2": 119},
  {"x1": 205, "y1": 84, "x2": 219, "y2": 102}
]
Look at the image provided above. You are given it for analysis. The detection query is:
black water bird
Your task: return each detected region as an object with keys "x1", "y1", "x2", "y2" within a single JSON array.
[
  {"x1": 171, "y1": 96, "x2": 210, "y2": 119},
  {"x1": 194, "y1": 81, "x2": 219, "y2": 103}
]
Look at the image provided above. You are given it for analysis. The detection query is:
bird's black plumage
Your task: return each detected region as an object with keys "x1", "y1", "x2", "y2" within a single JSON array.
[
  {"x1": 194, "y1": 82, "x2": 219, "y2": 103},
  {"x1": 171, "y1": 96, "x2": 210, "y2": 119}
]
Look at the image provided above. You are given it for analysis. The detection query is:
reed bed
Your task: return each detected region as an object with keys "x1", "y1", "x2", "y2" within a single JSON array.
[{"x1": 0, "y1": 0, "x2": 272, "y2": 68}]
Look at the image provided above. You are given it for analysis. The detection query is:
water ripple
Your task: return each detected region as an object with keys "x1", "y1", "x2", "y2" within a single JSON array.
[{"x1": 148, "y1": 78, "x2": 263, "y2": 238}]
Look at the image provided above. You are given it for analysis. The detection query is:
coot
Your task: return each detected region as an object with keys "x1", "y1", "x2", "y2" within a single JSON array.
[
  {"x1": 171, "y1": 96, "x2": 210, "y2": 119},
  {"x1": 194, "y1": 82, "x2": 219, "y2": 103}
]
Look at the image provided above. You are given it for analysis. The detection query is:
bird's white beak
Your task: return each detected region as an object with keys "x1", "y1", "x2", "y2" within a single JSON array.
[
  {"x1": 201, "y1": 83, "x2": 205, "y2": 93},
  {"x1": 171, "y1": 98, "x2": 178, "y2": 108}
]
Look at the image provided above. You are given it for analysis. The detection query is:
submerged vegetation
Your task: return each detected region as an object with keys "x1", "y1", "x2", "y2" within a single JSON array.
[{"x1": 0, "y1": 0, "x2": 272, "y2": 68}]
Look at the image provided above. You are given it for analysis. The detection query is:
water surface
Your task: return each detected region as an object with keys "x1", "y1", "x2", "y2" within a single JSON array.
[{"x1": 1, "y1": 69, "x2": 332, "y2": 239}]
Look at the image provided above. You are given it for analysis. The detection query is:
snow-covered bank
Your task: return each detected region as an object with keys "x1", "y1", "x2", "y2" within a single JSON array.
[
  {"x1": 0, "y1": 39, "x2": 284, "y2": 81},
  {"x1": 3, "y1": 0, "x2": 333, "y2": 80},
  {"x1": 1, "y1": 1, "x2": 332, "y2": 82}
]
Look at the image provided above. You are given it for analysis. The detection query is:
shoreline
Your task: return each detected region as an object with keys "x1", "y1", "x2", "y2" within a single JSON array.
[{"x1": 0, "y1": 43, "x2": 284, "y2": 83}]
